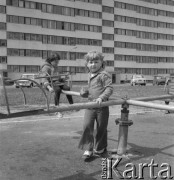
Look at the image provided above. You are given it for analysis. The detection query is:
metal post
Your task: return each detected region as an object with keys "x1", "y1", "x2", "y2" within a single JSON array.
[
  {"x1": 116, "y1": 102, "x2": 133, "y2": 155},
  {"x1": 117, "y1": 103, "x2": 129, "y2": 155},
  {"x1": 0, "y1": 74, "x2": 10, "y2": 115}
]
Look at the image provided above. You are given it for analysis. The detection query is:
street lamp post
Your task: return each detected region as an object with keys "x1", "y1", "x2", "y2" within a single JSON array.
[{"x1": 67, "y1": 46, "x2": 77, "y2": 88}]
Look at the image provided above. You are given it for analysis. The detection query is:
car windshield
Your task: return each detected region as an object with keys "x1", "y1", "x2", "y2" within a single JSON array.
[
  {"x1": 133, "y1": 75, "x2": 144, "y2": 79},
  {"x1": 157, "y1": 76, "x2": 165, "y2": 79}
]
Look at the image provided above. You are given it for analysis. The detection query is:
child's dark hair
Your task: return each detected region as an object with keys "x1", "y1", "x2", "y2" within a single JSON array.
[
  {"x1": 46, "y1": 53, "x2": 60, "y2": 64},
  {"x1": 84, "y1": 51, "x2": 105, "y2": 71}
]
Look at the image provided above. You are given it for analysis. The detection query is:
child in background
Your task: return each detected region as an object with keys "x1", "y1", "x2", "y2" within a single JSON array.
[
  {"x1": 79, "y1": 51, "x2": 113, "y2": 159},
  {"x1": 41, "y1": 53, "x2": 74, "y2": 118}
]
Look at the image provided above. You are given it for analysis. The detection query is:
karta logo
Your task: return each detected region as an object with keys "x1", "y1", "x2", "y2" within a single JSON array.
[{"x1": 101, "y1": 158, "x2": 173, "y2": 179}]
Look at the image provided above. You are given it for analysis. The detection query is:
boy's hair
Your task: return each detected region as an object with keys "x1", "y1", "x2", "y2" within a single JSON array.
[
  {"x1": 84, "y1": 51, "x2": 104, "y2": 62},
  {"x1": 84, "y1": 51, "x2": 105, "y2": 71},
  {"x1": 46, "y1": 52, "x2": 60, "y2": 64}
]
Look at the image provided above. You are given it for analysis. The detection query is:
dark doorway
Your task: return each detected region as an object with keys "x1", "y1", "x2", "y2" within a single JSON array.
[{"x1": 112, "y1": 74, "x2": 116, "y2": 83}]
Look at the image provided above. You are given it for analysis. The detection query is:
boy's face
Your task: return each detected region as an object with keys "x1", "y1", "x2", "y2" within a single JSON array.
[
  {"x1": 51, "y1": 59, "x2": 59, "y2": 67},
  {"x1": 87, "y1": 59, "x2": 103, "y2": 73}
]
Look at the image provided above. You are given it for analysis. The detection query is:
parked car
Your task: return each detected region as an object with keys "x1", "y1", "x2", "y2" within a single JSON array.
[
  {"x1": 130, "y1": 74, "x2": 146, "y2": 86},
  {"x1": 153, "y1": 76, "x2": 166, "y2": 85},
  {"x1": 15, "y1": 74, "x2": 40, "y2": 88},
  {"x1": 3, "y1": 77, "x2": 14, "y2": 86}
]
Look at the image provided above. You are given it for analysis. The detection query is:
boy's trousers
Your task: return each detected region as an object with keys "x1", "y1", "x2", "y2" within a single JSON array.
[{"x1": 78, "y1": 106, "x2": 109, "y2": 152}]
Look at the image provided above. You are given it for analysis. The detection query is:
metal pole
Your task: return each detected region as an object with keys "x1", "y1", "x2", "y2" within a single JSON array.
[
  {"x1": 14, "y1": 78, "x2": 50, "y2": 110},
  {"x1": 19, "y1": 86, "x2": 27, "y2": 105},
  {"x1": 117, "y1": 103, "x2": 130, "y2": 155},
  {"x1": 0, "y1": 74, "x2": 10, "y2": 115},
  {"x1": 127, "y1": 99, "x2": 174, "y2": 111},
  {"x1": 110, "y1": 94, "x2": 174, "y2": 102},
  {"x1": 62, "y1": 90, "x2": 80, "y2": 96},
  {"x1": 44, "y1": 99, "x2": 125, "y2": 113}
]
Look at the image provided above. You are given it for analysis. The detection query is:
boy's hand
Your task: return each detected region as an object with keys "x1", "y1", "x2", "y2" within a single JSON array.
[
  {"x1": 96, "y1": 98, "x2": 102, "y2": 105},
  {"x1": 59, "y1": 78, "x2": 65, "y2": 83},
  {"x1": 64, "y1": 76, "x2": 69, "y2": 81},
  {"x1": 47, "y1": 86, "x2": 54, "y2": 93},
  {"x1": 80, "y1": 87, "x2": 89, "y2": 98}
]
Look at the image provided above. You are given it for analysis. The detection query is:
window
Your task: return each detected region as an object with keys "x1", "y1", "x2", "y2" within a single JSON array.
[
  {"x1": 0, "y1": 56, "x2": 7, "y2": 64},
  {"x1": 42, "y1": 19, "x2": 48, "y2": 28},
  {"x1": 58, "y1": 66, "x2": 68, "y2": 73},
  {"x1": 76, "y1": 52, "x2": 86, "y2": 59},
  {"x1": 0, "y1": 6, "x2": 6, "y2": 14},
  {"x1": 62, "y1": 7, "x2": 74, "y2": 16},
  {"x1": 31, "y1": 18, "x2": 37, "y2": 25},
  {"x1": 115, "y1": 41, "x2": 126, "y2": 48},
  {"x1": 25, "y1": 1, "x2": 30, "y2": 8},
  {"x1": 7, "y1": 0, "x2": 12, "y2": 5},
  {"x1": 106, "y1": 61, "x2": 114, "y2": 66},
  {"x1": 11, "y1": 0, "x2": 19, "y2": 7},
  {"x1": 76, "y1": 67, "x2": 86, "y2": 73},
  {"x1": 70, "y1": 67, "x2": 76, "y2": 73},
  {"x1": 158, "y1": 22, "x2": 167, "y2": 28},
  {"x1": 0, "y1": 22, "x2": 6, "y2": 30},
  {"x1": 42, "y1": 35, "x2": 47, "y2": 44},
  {"x1": 41, "y1": 4, "x2": 47, "y2": 12},
  {"x1": 30, "y1": 34, "x2": 37, "y2": 41},
  {"x1": 0, "y1": 40, "x2": 7, "y2": 47},
  {"x1": 36, "y1": 2, "x2": 41, "y2": 10},
  {"x1": 19, "y1": 0, "x2": 24, "y2": 7},
  {"x1": 42, "y1": 51, "x2": 47, "y2": 59},
  {"x1": 157, "y1": 69, "x2": 166, "y2": 74},
  {"x1": 30, "y1": 2, "x2": 36, "y2": 9},
  {"x1": 115, "y1": 2, "x2": 126, "y2": 9},
  {"x1": 102, "y1": 47, "x2": 114, "y2": 53},
  {"x1": 7, "y1": 48, "x2": 19, "y2": 56},
  {"x1": 102, "y1": 6, "x2": 114, "y2": 14},
  {"x1": 102, "y1": 20, "x2": 114, "y2": 27},
  {"x1": 25, "y1": 33, "x2": 30, "y2": 40},
  {"x1": 102, "y1": 33, "x2": 114, "y2": 40},
  {"x1": 19, "y1": 65, "x2": 25, "y2": 72},
  {"x1": 53, "y1": 5, "x2": 62, "y2": 14},
  {"x1": 76, "y1": 0, "x2": 101, "y2": 4},
  {"x1": 69, "y1": 52, "x2": 76, "y2": 60},
  {"x1": 25, "y1": 17, "x2": 31, "y2": 25},
  {"x1": 126, "y1": 3, "x2": 136, "y2": 11},
  {"x1": 26, "y1": 66, "x2": 40, "y2": 73},
  {"x1": 47, "y1": 4, "x2": 53, "y2": 13},
  {"x1": 19, "y1": 16, "x2": 25, "y2": 24},
  {"x1": 19, "y1": 49, "x2": 25, "y2": 56}
]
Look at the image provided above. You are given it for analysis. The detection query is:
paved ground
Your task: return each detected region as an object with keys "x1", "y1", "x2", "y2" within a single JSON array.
[{"x1": 0, "y1": 102, "x2": 174, "y2": 180}]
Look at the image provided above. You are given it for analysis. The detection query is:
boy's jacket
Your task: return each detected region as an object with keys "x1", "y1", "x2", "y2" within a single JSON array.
[
  {"x1": 87, "y1": 70, "x2": 113, "y2": 101},
  {"x1": 40, "y1": 62, "x2": 61, "y2": 87}
]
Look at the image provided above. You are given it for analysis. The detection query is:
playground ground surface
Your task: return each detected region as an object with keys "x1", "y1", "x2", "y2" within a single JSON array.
[{"x1": 0, "y1": 101, "x2": 174, "y2": 180}]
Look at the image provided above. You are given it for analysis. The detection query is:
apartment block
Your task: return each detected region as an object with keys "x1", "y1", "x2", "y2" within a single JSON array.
[{"x1": 0, "y1": 0, "x2": 174, "y2": 82}]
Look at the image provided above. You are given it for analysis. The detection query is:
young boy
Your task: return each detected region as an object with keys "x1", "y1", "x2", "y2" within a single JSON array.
[
  {"x1": 78, "y1": 51, "x2": 113, "y2": 159},
  {"x1": 41, "y1": 53, "x2": 74, "y2": 118}
]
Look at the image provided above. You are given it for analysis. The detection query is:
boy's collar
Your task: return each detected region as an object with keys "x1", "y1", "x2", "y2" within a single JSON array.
[{"x1": 89, "y1": 68, "x2": 104, "y2": 78}]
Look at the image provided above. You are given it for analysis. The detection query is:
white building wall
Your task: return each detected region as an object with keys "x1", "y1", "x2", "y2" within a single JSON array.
[{"x1": 0, "y1": 0, "x2": 6, "y2": 6}]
